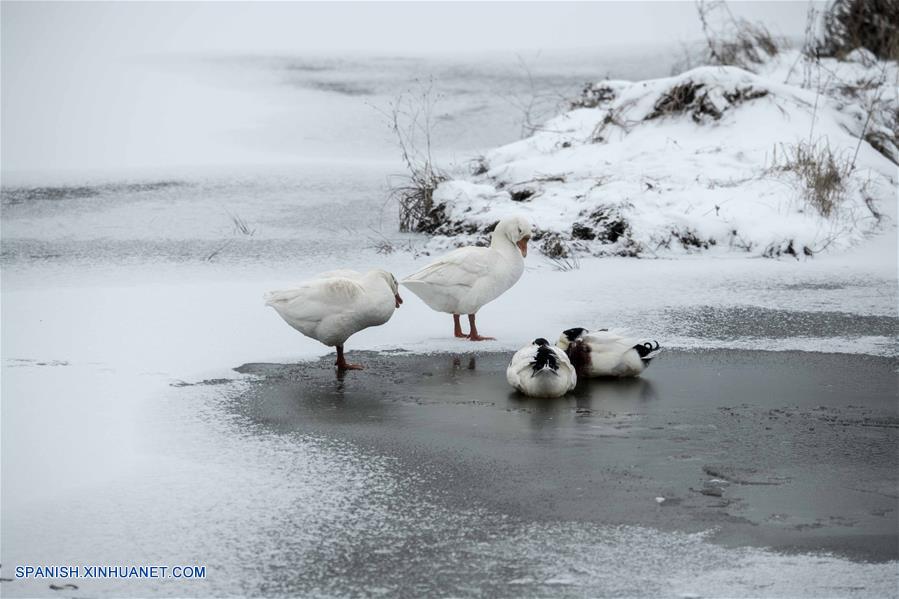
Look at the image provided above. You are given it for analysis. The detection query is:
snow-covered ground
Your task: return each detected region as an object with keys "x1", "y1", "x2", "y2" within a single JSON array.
[
  {"x1": 424, "y1": 49, "x2": 898, "y2": 261},
  {"x1": 2, "y1": 44, "x2": 897, "y2": 597}
]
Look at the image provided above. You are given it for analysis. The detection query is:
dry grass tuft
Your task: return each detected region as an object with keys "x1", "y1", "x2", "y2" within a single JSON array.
[
  {"x1": 538, "y1": 233, "x2": 570, "y2": 260},
  {"x1": 697, "y1": 1, "x2": 782, "y2": 69},
  {"x1": 648, "y1": 82, "x2": 708, "y2": 120},
  {"x1": 774, "y1": 140, "x2": 853, "y2": 218},
  {"x1": 546, "y1": 252, "x2": 581, "y2": 272},
  {"x1": 380, "y1": 80, "x2": 449, "y2": 233},
  {"x1": 229, "y1": 212, "x2": 256, "y2": 237},
  {"x1": 571, "y1": 83, "x2": 618, "y2": 110},
  {"x1": 390, "y1": 167, "x2": 448, "y2": 233},
  {"x1": 205, "y1": 211, "x2": 255, "y2": 261},
  {"x1": 819, "y1": 0, "x2": 899, "y2": 61},
  {"x1": 646, "y1": 80, "x2": 769, "y2": 123}
]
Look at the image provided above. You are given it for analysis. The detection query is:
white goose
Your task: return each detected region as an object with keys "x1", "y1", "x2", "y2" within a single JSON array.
[
  {"x1": 507, "y1": 338, "x2": 577, "y2": 398},
  {"x1": 556, "y1": 328, "x2": 661, "y2": 378},
  {"x1": 402, "y1": 216, "x2": 532, "y2": 340},
  {"x1": 264, "y1": 269, "x2": 402, "y2": 370}
]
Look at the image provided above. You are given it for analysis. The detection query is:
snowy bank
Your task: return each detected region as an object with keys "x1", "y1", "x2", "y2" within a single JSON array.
[{"x1": 420, "y1": 50, "x2": 897, "y2": 259}]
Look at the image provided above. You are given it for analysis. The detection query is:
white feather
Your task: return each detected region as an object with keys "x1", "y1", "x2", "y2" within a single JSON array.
[{"x1": 506, "y1": 343, "x2": 577, "y2": 398}]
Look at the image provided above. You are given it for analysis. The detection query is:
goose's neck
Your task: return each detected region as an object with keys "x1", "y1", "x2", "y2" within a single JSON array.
[{"x1": 491, "y1": 234, "x2": 518, "y2": 255}]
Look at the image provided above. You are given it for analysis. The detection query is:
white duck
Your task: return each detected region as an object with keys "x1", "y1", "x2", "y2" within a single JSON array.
[
  {"x1": 402, "y1": 216, "x2": 532, "y2": 340},
  {"x1": 264, "y1": 269, "x2": 402, "y2": 371},
  {"x1": 556, "y1": 328, "x2": 661, "y2": 378},
  {"x1": 507, "y1": 338, "x2": 577, "y2": 398}
]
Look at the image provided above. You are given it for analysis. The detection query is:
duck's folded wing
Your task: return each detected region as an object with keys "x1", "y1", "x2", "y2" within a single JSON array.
[
  {"x1": 551, "y1": 346, "x2": 578, "y2": 390},
  {"x1": 505, "y1": 363, "x2": 521, "y2": 390},
  {"x1": 402, "y1": 247, "x2": 492, "y2": 291},
  {"x1": 505, "y1": 347, "x2": 532, "y2": 390},
  {"x1": 584, "y1": 330, "x2": 637, "y2": 352}
]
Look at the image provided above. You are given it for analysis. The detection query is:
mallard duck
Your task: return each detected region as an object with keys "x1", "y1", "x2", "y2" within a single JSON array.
[
  {"x1": 402, "y1": 216, "x2": 532, "y2": 340},
  {"x1": 264, "y1": 269, "x2": 402, "y2": 370},
  {"x1": 557, "y1": 328, "x2": 660, "y2": 378},
  {"x1": 506, "y1": 338, "x2": 577, "y2": 398}
]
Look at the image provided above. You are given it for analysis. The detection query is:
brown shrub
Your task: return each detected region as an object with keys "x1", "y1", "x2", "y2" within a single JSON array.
[{"x1": 819, "y1": 0, "x2": 899, "y2": 60}]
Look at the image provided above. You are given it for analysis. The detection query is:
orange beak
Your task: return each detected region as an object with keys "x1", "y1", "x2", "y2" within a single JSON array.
[
  {"x1": 395, "y1": 293, "x2": 403, "y2": 308},
  {"x1": 517, "y1": 236, "x2": 530, "y2": 257}
]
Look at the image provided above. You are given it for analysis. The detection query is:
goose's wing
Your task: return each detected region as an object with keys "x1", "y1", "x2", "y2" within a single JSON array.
[
  {"x1": 264, "y1": 278, "x2": 365, "y2": 322},
  {"x1": 402, "y1": 247, "x2": 493, "y2": 292}
]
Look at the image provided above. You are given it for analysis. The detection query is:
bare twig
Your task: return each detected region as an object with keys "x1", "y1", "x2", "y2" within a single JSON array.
[
  {"x1": 502, "y1": 53, "x2": 570, "y2": 138},
  {"x1": 850, "y1": 61, "x2": 890, "y2": 171},
  {"x1": 373, "y1": 79, "x2": 448, "y2": 232},
  {"x1": 696, "y1": 0, "x2": 781, "y2": 69}
]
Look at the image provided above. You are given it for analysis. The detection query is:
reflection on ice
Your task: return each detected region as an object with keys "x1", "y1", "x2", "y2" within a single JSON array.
[{"x1": 451, "y1": 354, "x2": 477, "y2": 371}]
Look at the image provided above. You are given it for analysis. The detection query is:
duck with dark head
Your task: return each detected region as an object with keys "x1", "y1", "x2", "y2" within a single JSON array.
[
  {"x1": 557, "y1": 327, "x2": 660, "y2": 378},
  {"x1": 506, "y1": 337, "x2": 577, "y2": 398}
]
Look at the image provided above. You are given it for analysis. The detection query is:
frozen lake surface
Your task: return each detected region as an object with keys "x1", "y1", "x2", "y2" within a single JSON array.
[{"x1": 2, "y1": 51, "x2": 897, "y2": 597}]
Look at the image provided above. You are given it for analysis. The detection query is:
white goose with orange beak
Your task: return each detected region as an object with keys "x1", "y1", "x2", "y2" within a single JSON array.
[
  {"x1": 264, "y1": 269, "x2": 403, "y2": 371},
  {"x1": 402, "y1": 216, "x2": 532, "y2": 340}
]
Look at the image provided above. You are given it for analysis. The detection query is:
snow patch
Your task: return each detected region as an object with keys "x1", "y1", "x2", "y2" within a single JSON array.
[{"x1": 420, "y1": 53, "x2": 897, "y2": 259}]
